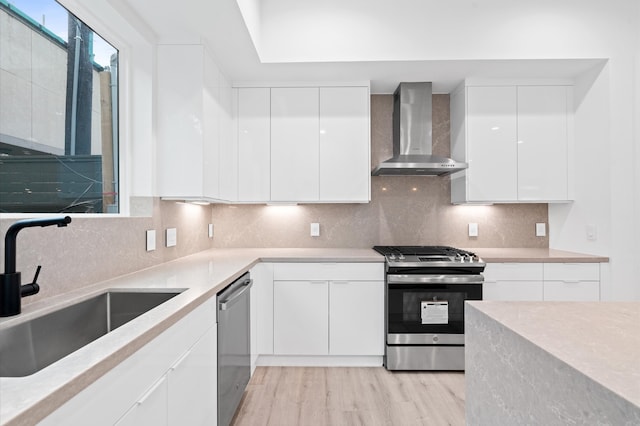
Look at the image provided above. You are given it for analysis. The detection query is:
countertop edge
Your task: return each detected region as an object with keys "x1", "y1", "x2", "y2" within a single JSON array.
[{"x1": 466, "y1": 301, "x2": 640, "y2": 409}]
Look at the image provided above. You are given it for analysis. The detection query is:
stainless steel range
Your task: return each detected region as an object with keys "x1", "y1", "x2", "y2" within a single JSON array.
[{"x1": 373, "y1": 246, "x2": 485, "y2": 371}]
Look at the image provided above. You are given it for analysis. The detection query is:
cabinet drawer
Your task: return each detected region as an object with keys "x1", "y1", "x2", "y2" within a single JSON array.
[
  {"x1": 543, "y1": 281, "x2": 600, "y2": 301},
  {"x1": 272, "y1": 263, "x2": 384, "y2": 281},
  {"x1": 543, "y1": 263, "x2": 600, "y2": 281},
  {"x1": 483, "y1": 281, "x2": 543, "y2": 301},
  {"x1": 483, "y1": 263, "x2": 543, "y2": 282}
]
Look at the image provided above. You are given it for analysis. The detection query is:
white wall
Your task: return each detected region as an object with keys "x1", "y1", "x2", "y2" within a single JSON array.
[{"x1": 257, "y1": 0, "x2": 637, "y2": 62}]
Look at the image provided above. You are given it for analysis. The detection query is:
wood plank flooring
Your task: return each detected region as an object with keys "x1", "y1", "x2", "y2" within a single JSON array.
[{"x1": 232, "y1": 367, "x2": 465, "y2": 426}]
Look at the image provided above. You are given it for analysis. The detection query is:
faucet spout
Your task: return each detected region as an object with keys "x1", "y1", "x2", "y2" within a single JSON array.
[
  {"x1": 1, "y1": 216, "x2": 71, "y2": 317},
  {"x1": 4, "y1": 216, "x2": 71, "y2": 274}
]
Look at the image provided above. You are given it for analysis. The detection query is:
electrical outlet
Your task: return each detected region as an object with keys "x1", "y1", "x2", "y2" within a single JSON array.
[
  {"x1": 536, "y1": 223, "x2": 546, "y2": 237},
  {"x1": 208, "y1": 223, "x2": 214, "y2": 238},
  {"x1": 468, "y1": 223, "x2": 478, "y2": 237},
  {"x1": 166, "y1": 228, "x2": 177, "y2": 247},
  {"x1": 146, "y1": 230, "x2": 156, "y2": 252},
  {"x1": 310, "y1": 223, "x2": 320, "y2": 237}
]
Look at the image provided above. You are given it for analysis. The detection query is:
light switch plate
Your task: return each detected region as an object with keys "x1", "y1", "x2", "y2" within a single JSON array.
[
  {"x1": 310, "y1": 223, "x2": 320, "y2": 237},
  {"x1": 536, "y1": 223, "x2": 546, "y2": 237},
  {"x1": 146, "y1": 230, "x2": 156, "y2": 252},
  {"x1": 586, "y1": 224, "x2": 597, "y2": 241},
  {"x1": 166, "y1": 228, "x2": 177, "y2": 247},
  {"x1": 208, "y1": 223, "x2": 214, "y2": 238},
  {"x1": 468, "y1": 223, "x2": 478, "y2": 237}
]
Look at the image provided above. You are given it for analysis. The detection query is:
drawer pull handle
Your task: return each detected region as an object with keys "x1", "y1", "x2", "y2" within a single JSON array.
[
  {"x1": 170, "y1": 349, "x2": 193, "y2": 371},
  {"x1": 137, "y1": 376, "x2": 166, "y2": 405}
]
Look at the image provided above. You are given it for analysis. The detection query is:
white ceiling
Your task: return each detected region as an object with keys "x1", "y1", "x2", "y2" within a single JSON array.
[{"x1": 122, "y1": 0, "x2": 605, "y2": 93}]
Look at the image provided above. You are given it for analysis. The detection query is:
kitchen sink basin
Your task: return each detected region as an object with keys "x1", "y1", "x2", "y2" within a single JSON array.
[{"x1": 0, "y1": 290, "x2": 183, "y2": 377}]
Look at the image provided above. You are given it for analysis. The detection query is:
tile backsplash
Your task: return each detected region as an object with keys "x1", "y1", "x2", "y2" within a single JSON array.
[{"x1": 211, "y1": 94, "x2": 549, "y2": 248}]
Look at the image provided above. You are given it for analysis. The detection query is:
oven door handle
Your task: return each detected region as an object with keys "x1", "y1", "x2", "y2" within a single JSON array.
[{"x1": 387, "y1": 274, "x2": 484, "y2": 285}]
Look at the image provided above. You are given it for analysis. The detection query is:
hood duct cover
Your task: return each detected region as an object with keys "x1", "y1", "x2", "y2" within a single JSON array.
[{"x1": 372, "y1": 82, "x2": 467, "y2": 176}]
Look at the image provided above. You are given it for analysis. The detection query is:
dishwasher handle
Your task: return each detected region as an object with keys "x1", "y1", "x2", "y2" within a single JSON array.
[{"x1": 219, "y1": 278, "x2": 253, "y2": 311}]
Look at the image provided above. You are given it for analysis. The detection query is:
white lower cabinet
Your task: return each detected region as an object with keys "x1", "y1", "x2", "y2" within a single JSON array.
[
  {"x1": 483, "y1": 262, "x2": 601, "y2": 301},
  {"x1": 483, "y1": 281, "x2": 543, "y2": 301},
  {"x1": 40, "y1": 298, "x2": 217, "y2": 426},
  {"x1": 167, "y1": 325, "x2": 217, "y2": 425},
  {"x1": 272, "y1": 263, "x2": 384, "y2": 358},
  {"x1": 543, "y1": 281, "x2": 600, "y2": 301},
  {"x1": 542, "y1": 263, "x2": 600, "y2": 301},
  {"x1": 250, "y1": 263, "x2": 274, "y2": 361},
  {"x1": 274, "y1": 280, "x2": 329, "y2": 355},
  {"x1": 483, "y1": 263, "x2": 544, "y2": 301},
  {"x1": 329, "y1": 280, "x2": 384, "y2": 356},
  {"x1": 115, "y1": 376, "x2": 168, "y2": 426}
]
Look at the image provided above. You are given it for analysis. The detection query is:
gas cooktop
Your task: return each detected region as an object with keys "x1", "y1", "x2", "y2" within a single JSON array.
[{"x1": 373, "y1": 246, "x2": 485, "y2": 268}]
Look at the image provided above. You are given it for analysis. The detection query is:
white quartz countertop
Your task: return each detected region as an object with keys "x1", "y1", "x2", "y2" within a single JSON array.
[
  {"x1": 0, "y1": 248, "x2": 383, "y2": 426},
  {"x1": 466, "y1": 301, "x2": 640, "y2": 409},
  {"x1": 470, "y1": 247, "x2": 608, "y2": 263}
]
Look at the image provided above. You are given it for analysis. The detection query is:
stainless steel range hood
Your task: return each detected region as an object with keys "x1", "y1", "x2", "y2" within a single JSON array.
[{"x1": 372, "y1": 82, "x2": 467, "y2": 176}]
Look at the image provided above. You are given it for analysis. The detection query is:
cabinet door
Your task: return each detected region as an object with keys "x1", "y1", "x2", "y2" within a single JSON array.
[
  {"x1": 115, "y1": 376, "x2": 168, "y2": 426},
  {"x1": 219, "y1": 75, "x2": 237, "y2": 201},
  {"x1": 251, "y1": 263, "x2": 274, "y2": 357},
  {"x1": 329, "y1": 281, "x2": 384, "y2": 355},
  {"x1": 483, "y1": 281, "x2": 544, "y2": 301},
  {"x1": 167, "y1": 325, "x2": 217, "y2": 426},
  {"x1": 319, "y1": 87, "x2": 370, "y2": 202},
  {"x1": 466, "y1": 86, "x2": 518, "y2": 201},
  {"x1": 156, "y1": 45, "x2": 205, "y2": 198},
  {"x1": 273, "y1": 281, "x2": 328, "y2": 355},
  {"x1": 202, "y1": 53, "x2": 220, "y2": 199},
  {"x1": 543, "y1": 281, "x2": 599, "y2": 301},
  {"x1": 271, "y1": 88, "x2": 320, "y2": 201},
  {"x1": 517, "y1": 86, "x2": 569, "y2": 200},
  {"x1": 238, "y1": 88, "x2": 271, "y2": 201}
]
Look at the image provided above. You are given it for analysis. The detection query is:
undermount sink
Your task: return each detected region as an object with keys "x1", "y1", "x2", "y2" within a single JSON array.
[{"x1": 0, "y1": 290, "x2": 183, "y2": 377}]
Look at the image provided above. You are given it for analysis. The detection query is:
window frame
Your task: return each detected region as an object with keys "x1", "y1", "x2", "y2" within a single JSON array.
[{"x1": 1, "y1": 0, "x2": 130, "y2": 218}]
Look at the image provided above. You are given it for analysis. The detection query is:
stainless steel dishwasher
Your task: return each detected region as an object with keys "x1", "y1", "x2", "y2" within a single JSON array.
[{"x1": 217, "y1": 272, "x2": 252, "y2": 426}]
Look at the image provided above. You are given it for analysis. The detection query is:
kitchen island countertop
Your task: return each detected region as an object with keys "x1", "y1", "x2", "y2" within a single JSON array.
[{"x1": 465, "y1": 301, "x2": 640, "y2": 424}]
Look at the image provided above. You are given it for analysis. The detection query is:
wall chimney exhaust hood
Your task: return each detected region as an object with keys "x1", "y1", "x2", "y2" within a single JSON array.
[{"x1": 372, "y1": 82, "x2": 467, "y2": 176}]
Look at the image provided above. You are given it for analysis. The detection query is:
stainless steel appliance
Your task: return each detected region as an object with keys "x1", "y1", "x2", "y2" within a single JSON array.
[
  {"x1": 217, "y1": 273, "x2": 252, "y2": 426},
  {"x1": 373, "y1": 246, "x2": 485, "y2": 371},
  {"x1": 371, "y1": 82, "x2": 468, "y2": 176}
]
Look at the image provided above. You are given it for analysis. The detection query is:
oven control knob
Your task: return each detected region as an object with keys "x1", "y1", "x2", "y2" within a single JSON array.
[{"x1": 433, "y1": 335, "x2": 439, "y2": 343}]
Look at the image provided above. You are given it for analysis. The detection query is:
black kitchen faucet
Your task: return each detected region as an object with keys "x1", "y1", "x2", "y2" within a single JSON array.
[{"x1": 0, "y1": 216, "x2": 71, "y2": 317}]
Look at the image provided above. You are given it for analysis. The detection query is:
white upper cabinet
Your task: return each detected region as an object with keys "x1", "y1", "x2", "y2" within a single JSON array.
[
  {"x1": 319, "y1": 87, "x2": 370, "y2": 202},
  {"x1": 517, "y1": 86, "x2": 570, "y2": 201},
  {"x1": 234, "y1": 84, "x2": 371, "y2": 203},
  {"x1": 156, "y1": 44, "x2": 236, "y2": 202},
  {"x1": 237, "y1": 88, "x2": 271, "y2": 201},
  {"x1": 271, "y1": 87, "x2": 321, "y2": 202},
  {"x1": 466, "y1": 86, "x2": 518, "y2": 201},
  {"x1": 451, "y1": 80, "x2": 573, "y2": 204}
]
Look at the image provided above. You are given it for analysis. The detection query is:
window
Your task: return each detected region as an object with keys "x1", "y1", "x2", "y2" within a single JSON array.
[{"x1": 0, "y1": 0, "x2": 119, "y2": 213}]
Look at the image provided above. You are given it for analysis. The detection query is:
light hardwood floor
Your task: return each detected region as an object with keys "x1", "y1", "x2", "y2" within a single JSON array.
[{"x1": 232, "y1": 367, "x2": 465, "y2": 426}]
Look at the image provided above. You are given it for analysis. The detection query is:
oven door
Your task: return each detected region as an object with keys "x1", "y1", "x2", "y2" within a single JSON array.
[{"x1": 386, "y1": 274, "x2": 482, "y2": 345}]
